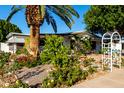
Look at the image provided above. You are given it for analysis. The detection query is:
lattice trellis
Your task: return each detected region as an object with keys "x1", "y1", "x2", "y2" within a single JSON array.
[{"x1": 102, "y1": 31, "x2": 122, "y2": 72}]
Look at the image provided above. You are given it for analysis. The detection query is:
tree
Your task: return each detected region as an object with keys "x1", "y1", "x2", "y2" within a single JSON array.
[
  {"x1": 7, "y1": 5, "x2": 79, "y2": 57},
  {"x1": 84, "y1": 5, "x2": 124, "y2": 35},
  {"x1": 0, "y1": 19, "x2": 21, "y2": 42}
]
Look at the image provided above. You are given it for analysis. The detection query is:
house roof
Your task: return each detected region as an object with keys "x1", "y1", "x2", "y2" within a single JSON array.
[
  {"x1": 6, "y1": 32, "x2": 29, "y2": 39},
  {"x1": 6, "y1": 30, "x2": 101, "y2": 43},
  {"x1": 6, "y1": 32, "x2": 72, "y2": 39},
  {"x1": 71, "y1": 31, "x2": 101, "y2": 41}
]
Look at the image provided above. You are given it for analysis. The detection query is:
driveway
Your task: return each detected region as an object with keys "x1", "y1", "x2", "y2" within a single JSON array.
[{"x1": 72, "y1": 68, "x2": 124, "y2": 88}]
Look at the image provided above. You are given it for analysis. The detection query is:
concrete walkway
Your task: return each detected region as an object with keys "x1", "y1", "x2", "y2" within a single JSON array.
[{"x1": 72, "y1": 69, "x2": 124, "y2": 88}]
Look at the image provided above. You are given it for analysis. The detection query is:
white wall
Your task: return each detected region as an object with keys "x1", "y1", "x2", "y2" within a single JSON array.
[{"x1": 0, "y1": 43, "x2": 9, "y2": 52}]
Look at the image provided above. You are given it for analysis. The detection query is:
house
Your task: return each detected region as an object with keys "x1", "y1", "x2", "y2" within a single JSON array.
[
  {"x1": 0, "y1": 31, "x2": 101, "y2": 53},
  {"x1": 0, "y1": 32, "x2": 71, "y2": 53}
]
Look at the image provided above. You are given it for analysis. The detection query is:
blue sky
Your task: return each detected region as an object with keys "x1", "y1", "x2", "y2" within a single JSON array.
[{"x1": 0, "y1": 5, "x2": 90, "y2": 34}]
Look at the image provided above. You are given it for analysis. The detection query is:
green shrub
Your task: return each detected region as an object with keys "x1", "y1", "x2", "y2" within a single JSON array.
[
  {"x1": 96, "y1": 49, "x2": 105, "y2": 54},
  {"x1": 41, "y1": 35, "x2": 87, "y2": 88},
  {"x1": 40, "y1": 35, "x2": 70, "y2": 68},
  {"x1": 0, "y1": 52, "x2": 10, "y2": 68},
  {"x1": 11, "y1": 56, "x2": 42, "y2": 71},
  {"x1": 88, "y1": 66, "x2": 97, "y2": 75},
  {"x1": 42, "y1": 66, "x2": 87, "y2": 88},
  {"x1": 83, "y1": 58, "x2": 95, "y2": 67},
  {"x1": 16, "y1": 48, "x2": 29, "y2": 55},
  {"x1": 25, "y1": 58, "x2": 42, "y2": 68},
  {"x1": 7, "y1": 80, "x2": 29, "y2": 88}
]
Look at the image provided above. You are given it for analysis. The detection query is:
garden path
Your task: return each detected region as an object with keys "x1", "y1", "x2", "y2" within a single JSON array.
[{"x1": 72, "y1": 68, "x2": 124, "y2": 88}]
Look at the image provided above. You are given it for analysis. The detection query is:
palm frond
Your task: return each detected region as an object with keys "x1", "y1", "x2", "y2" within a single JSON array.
[
  {"x1": 64, "y1": 5, "x2": 80, "y2": 18},
  {"x1": 47, "y1": 5, "x2": 73, "y2": 29},
  {"x1": 51, "y1": 6, "x2": 75, "y2": 24},
  {"x1": 45, "y1": 10, "x2": 57, "y2": 33},
  {"x1": 6, "y1": 5, "x2": 25, "y2": 22}
]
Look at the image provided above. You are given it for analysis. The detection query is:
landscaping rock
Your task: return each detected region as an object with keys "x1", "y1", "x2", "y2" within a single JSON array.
[{"x1": 16, "y1": 64, "x2": 53, "y2": 87}]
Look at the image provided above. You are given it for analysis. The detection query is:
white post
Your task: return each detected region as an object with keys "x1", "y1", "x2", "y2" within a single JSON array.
[{"x1": 13, "y1": 43, "x2": 17, "y2": 53}]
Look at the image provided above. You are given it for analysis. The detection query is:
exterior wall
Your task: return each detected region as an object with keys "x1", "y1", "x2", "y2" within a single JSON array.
[
  {"x1": 7, "y1": 35, "x2": 28, "y2": 43},
  {"x1": 0, "y1": 43, "x2": 9, "y2": 52},
  {"x1": 14, "y1": 35, "x2": 27, "y2": 43},
  {"x1": 0, "y1": 43, "x2": 18, "y2": 53}
]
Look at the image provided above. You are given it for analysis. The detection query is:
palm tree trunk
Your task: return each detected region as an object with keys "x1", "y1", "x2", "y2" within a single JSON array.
[{"x1": 29, "y1": 25, "x2": 40, "y2": 58}]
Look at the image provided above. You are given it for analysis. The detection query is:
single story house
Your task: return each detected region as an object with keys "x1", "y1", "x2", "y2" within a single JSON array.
[
  {"x1": 0, "y1": 32, "x2": 71, "y2": 53},
  {"x1": 0, "y1": 31, "x2": 101, "y2": 53}
]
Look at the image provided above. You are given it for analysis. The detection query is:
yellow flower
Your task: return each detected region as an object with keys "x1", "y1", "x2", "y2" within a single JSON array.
[
  {"x1": 5, "y1": 83, "x2": 9, "y2": 87},
  {"x1": 48, "y1": 82, "x2": 50, "y2": 86},
  {"x1": 51, "y1": 79, "x2": 54, "y2": 83},
  {"x1": 16, "y1": 80, "x2": 20, "y2": 85}
]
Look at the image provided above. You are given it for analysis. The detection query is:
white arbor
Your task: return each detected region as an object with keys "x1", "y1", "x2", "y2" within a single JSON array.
[{"x1": 102, "y1": 31, "x2": 122, "y2": 72}]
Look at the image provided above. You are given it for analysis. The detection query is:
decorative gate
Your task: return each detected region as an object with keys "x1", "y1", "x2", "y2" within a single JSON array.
[{"x1": 102, "y1": 31, "x2": 122, "y2": 72}]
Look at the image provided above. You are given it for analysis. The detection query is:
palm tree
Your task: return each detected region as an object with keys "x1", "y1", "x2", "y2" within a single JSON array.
[{"x1": 7, "y1": 5, "x2": 79, "y2": 57}]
